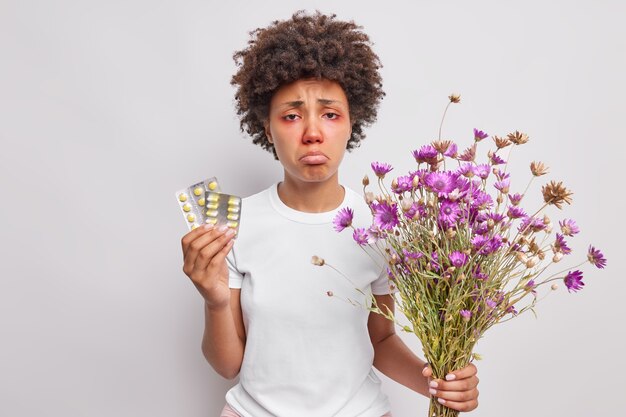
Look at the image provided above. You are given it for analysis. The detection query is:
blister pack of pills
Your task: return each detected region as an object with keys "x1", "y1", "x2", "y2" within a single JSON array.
[
  {"x1": 204, "y1": 191, "x2": 242, "y2": 237},
  {"x1": 175, "y1": 178, "x2": 220, "y2": 230}
]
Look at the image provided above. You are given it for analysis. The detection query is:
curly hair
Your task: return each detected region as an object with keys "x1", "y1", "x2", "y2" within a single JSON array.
[{"x1": 231, "y1": 10, "x2": 385, "y2": 159}]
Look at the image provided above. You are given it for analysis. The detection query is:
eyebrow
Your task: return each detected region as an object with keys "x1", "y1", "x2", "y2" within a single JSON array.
[{"x1": 279, "y1": 99, "x2": 344, "y2": 108}]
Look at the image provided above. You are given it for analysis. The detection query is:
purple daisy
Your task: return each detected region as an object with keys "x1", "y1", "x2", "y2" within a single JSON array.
[
  {"x1": 518, "y1": 216, "x2": 546, "y2": 234},
  {"x1": 564, "y1": 270, "x2": 585, "y2": 293},
  {"x1": 425, "y1": 172, "x2": 458, "y2": 194},
  {"x1": 439, "y1": 199, "x2": 462, "y2": 228},
  {"x1": 460, "y1": 310, "x2": 472, "y2": 321},
  {"x1": 444, "y1": 142, "x2": 458, "y2": 158},
  {"x1": 352, "y1": 227, "x2": 369, "y2": 246},
  {"x1": 488, "y1": 212, "x2": 506, "y2": 224},
  {"x1": 458, "y1": 144, "x2": 477, "y2": 162},
  {"x1": 554, "y1": 233, "x2": 572, "y2": 254},
  {"x1": 371, "y1": 162, "x2": 393, "y2": 179},
  {"x1": 473, "y1": 164, "x2": 490, "y2": 179},
  {"x1": 472, "y1": 264, "x2": 489, "y2": 280},
  {"x1": 559, "y1": 219, "x2": 580, "y2": 236},
  {"x1": 458, "y1": 163, "x2": 474, "y2": 178},
  {"x1": 412, "y1": 145, "x2": 438, "y2": 163},
  {"x1": 403, "y1": 249, "x2": 423, "y2": 262},
  {"x1": 393, "y1": 175, "x2": 414, "y2": 194},
  {"x1": 508, "y1": 193, "x2": 523, "y2": 206},
  {"x1": 474, "y1": 128, "x2": 489, "y2": 142},
  {"x1": 473, "y1": 222, "x2": 489, "y2": 235},
  {"x1": 333, "y1": 207, "x2": 353, "y2": 232},
  {"x1": 485, "y1": 298, "x2": 497, "y2": 309},
  {"x1": 507, "y1": 205, "x2": 526, "y2": 219},
  {"x1": 490, "y1": 153, "x2": 506, "y2": 165},
  {"x1": 372, "y1": 201, "x2": 399, "y2": 231},
  {"x1": 587, "y1": 245, "x2": 607, "y2": 269},
  {"x1": 449, "y1": 251, "x2": 469, "y2": 267},
  {"x1": 494, "y1": 178, "x2": 511, "y2": 194}
]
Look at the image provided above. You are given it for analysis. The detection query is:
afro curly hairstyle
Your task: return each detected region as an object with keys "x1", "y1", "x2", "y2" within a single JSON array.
[{"x1": 231, "y1": 10, "x2": 385, "y2": 159}]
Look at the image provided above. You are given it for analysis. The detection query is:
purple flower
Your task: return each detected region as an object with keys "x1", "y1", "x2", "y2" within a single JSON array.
[
  {"x1": 488, "y1": 212, "x2": 506, "y2": 224},
  {"x1": 587, "y1": 246, "x2": 607, "y2": 269},
  {"x1": 494, "y1": 178, "x2": 511, "y2": 194},
  {"x1": 506, "y1": 305, "x2": 518, "y2": 315},
  {"x1": 526, "y1": 280, "x2": 536, "y2": 290},
  {"x1": 473, "y1": 164, "x2": 490, "y2": 179},
  {"x1": 490, "y1": 153, "x2": 506, "y2": 165},
  {"x1": 508, "y1": 193, "x2": 523, "y2": 206},
  {"x1": 333, "y1": 207, "x2": 353, "y2": 232},
  {"x1": 458, "y1": 144, "x2": 477, "y2": 162},
  {"x1": 493, "y1": 169, "x2": 510, "y2": 181},
  {"x1": 474, "y1": 128, "x2": 489, "y2": 141},
  {"x1": 559, "y1": 219, "x2": 580, "y2": 236},
  {"x1": 439, "y1": 199, "x2": 462, "y2": 228},
  {"x1": 564, "y1": 270, "x2": 585, "y2": 293},
  {"x1": 352, "y1": 227, "x2": 369, "y2": 246},
  {"x1": 371, "y1": 162, "x2": 393, "y2": 179},
  {"x1": 472, "y1": 265, "x2": 489, "y2": 280},
  {"x1": 554, "y1": 233, "x2": 572, "y2": 254},
  {"x1": 403, "y1": 249, "x2": 423, "y2": 262},
  {"x1": 460, "y1": 310, "x2": 472, "y2": 321},
  {"x1": 444, "y1": 143, "x2": 458, "y2": 158},
  {"x1": 425, "y1": 172, "x2": 458, "y2": 194},
  {"x1": 485, "y1": 298, "x2": 497, "y2": 309},
  {"x1": 449, "y1": 251, "x2": 469, "y2": 267},
  {"x1": 430, "y1": 252, "x2": 440, "y2": 271},
  {"x1": 458, "y1": 163, "x2": 474, "y2": 178},
  {"x1": 393, "y1": 175, "x2": 414, "y2": 193},
  {"x1": 412, "y1": 145, "x2": 438, "y2": 163},
  {"x1": 372, "y1": 201, "x2": 399, "y2": 231},
  {"x1": 507, "y1": 205, "x2": 526, "y2": 219},
  {"x1": 469, "y1": 189, "x2": 494, "y2": 211},
  {"x1": 473, "y1": 222, "x2": 489, "y2": 235}
]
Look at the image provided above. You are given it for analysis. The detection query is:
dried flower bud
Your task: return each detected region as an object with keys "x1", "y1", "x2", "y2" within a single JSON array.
[
  {"x1": 362, "y1": 175, "x2": 370, "y2": 186},
  {"x1": 433, "y1": 140, "x2": 452, "y2": 154},
  {"x1": 311, "y1": 256, "x2": 325, "y2": 266},
  {"x1": 364, "y1": 191, "x2": 375, "y2": 205},
  {"x1": 445, "y1": 228, "x2": 456, "y2": 239},
  {"x1": 553, "y1": 252, "x2": 563, "y2": 263},
  {"x1": 545, "y1": 224, "x2": 553, "y2": 233},
  {"x1": 542, "y1": 181, "x2": 573, "y2": 209},
  {"x1": 493, "y1": 135, "x2": 511, "y2": 149},
  {"x1": 526, "y1": 257, "x2": 539, "y2": 268},
  {"x1": 537, "y1": 250, "x2": 546, "y2": 260},
  {"x1": 326, "y1": 290, "x2": 334, "y2": 297},
  {"x1": 401, "y1": 198, "x2": 414, "y2": 212},
  {"x1": 551, "y1": 283, "x2": 559, "y2": 291},
  {"x1": 531, "y1": 161, "x2": 549, "y2": 176},
  {"x1": 543, "y1": 214, "x2": 551, "y2": 225},
  {"x1": 507, "y1": 131, "x2": 529, "y2": 145},
  {"x1": 496, "y1": 194, "x2": 503, "y2": 204},
  {"x1": 516, "y1": 252, "x2": 529, "y2": 263},
  {"x1": 391, "y1": 178, "x2": 398, "y2": 191},
  {"x1": 487, "y1": 218, "x2": 495, "y2": 229},
  {"x1": 412, "y1": 176, "x2": 420, "y2": 188},
  {"x1": 458, "y1": 273, "x2": 466, "y2": 280},
  {"x1": 448, "y1": 94, "x2": 461, "y2": 103}
]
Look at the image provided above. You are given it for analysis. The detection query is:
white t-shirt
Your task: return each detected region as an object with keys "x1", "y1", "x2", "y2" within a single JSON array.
[{"x1": 225, "y1": 183, "x2": 395, "y2": 417}]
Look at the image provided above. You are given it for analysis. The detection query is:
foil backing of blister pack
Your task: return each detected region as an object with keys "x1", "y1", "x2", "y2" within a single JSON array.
[
  {"x1": 175, "y1": 177, "x2": 220, "y2": 230},
  {"x1": 204, "y1": 191, "x2": 242, "y2": 237}
]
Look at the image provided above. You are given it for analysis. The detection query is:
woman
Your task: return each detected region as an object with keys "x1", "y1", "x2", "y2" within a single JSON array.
[{"x1": 181, "y1": 11, "x2": 479, "y2": 417}]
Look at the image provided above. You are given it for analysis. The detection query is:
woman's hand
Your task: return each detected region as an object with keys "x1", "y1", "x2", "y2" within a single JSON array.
[
  {"x1": 422, "y1": 363, "x2": 479, "y2": 412},
  {"x1": 181, "y1": 224, "x2": 236, "y2": 310}
]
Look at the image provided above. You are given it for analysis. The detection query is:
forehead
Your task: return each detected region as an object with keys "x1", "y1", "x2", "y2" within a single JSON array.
[{"x1": 270, "y1": 78, "x2": 348, "y2": 105}]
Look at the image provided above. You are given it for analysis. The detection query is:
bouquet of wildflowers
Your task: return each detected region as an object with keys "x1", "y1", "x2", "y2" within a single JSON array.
[{"x1": 322, "y1": 95, "x2": 606, "y2": 417}]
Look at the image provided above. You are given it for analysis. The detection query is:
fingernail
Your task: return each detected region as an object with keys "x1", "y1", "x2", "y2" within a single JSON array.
[
  {"x1": 445, "y1": 374, "x2": 456, "y2": 381},
  {"x1": 218, "y1": 225, "x2": 228, "y2": 232},
  {"x1": 225, "y1": 228, "x2": 235, "y2": 237},
  {"x1": 429, "y1": 388, "x2": 437, "y2": 396},
  {"x1": 429, "y1": 381, "x2": 438, "y2": 388},
  {"x1": 203, "y1": 224, "x2": 214, "y2": 230},
  {"x1": 437, "y1": 398, "x2": 446, "y2": 405}
]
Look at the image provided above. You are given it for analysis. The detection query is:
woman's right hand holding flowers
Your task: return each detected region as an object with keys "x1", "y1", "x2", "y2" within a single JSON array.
[{"x1": 181, "y1": 224, "x2": 236, "y2": 310}]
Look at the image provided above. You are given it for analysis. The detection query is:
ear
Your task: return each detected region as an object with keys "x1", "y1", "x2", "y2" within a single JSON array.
[{"x1": 264, "y1": 121, "x2": 273, "y2": 144}]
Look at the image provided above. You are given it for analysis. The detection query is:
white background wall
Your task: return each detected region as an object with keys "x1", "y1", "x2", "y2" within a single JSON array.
[{"x1": 1, "y1": 0, "x2": 624, "y2": 416}]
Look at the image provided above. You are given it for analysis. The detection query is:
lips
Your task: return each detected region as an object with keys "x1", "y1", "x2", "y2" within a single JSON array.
[{"x1": 299, "y1": 151, "x2": 329, "y2": 165}]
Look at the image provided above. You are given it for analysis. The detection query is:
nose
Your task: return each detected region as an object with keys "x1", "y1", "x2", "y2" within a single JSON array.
[{"x1": 302, "y1": 118, "x2": 323, "y2": 144}]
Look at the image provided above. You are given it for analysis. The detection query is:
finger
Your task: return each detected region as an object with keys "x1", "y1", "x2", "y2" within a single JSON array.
[
  {"x1": 434, "y1": 397, "x2": 478, "y2": 413},
  {"x1": 181, "y1": 224, "x2": 214, "y2": 251},
  {"x1": 443, "y1": 362, "x2": 478, "y2": 381},
  {"x1": 430, "y1": 376, "x2": 479, "y2": 393},
  {"x1": 422, "y1": 363, "x2": 432, "y2": 378},
  {"x1": 183, "y1": 225, "x2": 224, "y2": 273},
  {"x1": 191, "y1": 228, "x2": 236, "y2": 273}
]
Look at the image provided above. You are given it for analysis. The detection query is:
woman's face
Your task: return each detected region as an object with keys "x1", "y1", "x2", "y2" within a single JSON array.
[{"x1": 265, "y1": 78, "x2": 352, "y2": 186}]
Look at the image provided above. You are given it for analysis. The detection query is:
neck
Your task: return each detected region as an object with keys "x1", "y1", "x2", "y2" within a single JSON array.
[{"x1": 277, "y1": 174, "x2": 345, "y2": 213}]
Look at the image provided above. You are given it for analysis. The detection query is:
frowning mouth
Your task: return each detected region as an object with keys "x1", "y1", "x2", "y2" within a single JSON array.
[{"x1": 299, "y1": 151, "x2": 329, "y2": 164}]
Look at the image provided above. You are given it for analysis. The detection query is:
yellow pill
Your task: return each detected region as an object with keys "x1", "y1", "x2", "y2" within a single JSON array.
[
  {"x1": 191, "y1": 224, "x2": 200, "y2": 230},
  {"x1": 227, "y1": 206, "x2": 239, "y2": 213},
  {"x1": 207, "y1": 203, "x2": 219, "y2": 210},
  {"x1": 193, "y1": 187, "x2": 203, "y2": 196},
  {"x1": 178, "y1": 193, "x2": 188, "y2": 202},
  {"x1": 207, "y1": 193, "x2": 219, "y2": 202},
  {"x1": 208, "y1": 181, "x2": 218, "y2": 190},
  {"x1": 228, "y1": 197, "x2": 241, "y2": 206},
  {"x1": 227, "y1": 213, "x2": 239, "y2": 221},
  {"x1": 227, "y1": 221, "x2": 238, "y2": 228},
  {"x1": 182, "y1": 203, "x2": 192, "y2": 212},
  {"x1": 205, "y1": 209, "x2": 218, "y2": 217},
  {"x1": 197, "y1": 198, "x2": 205, "y2": 206},
  {"x1": 205, "y1": 217, "x2": 217, "y2": 224},
  {"x1": 186, "y1": 214, "x2": 196, "y2": 222}
]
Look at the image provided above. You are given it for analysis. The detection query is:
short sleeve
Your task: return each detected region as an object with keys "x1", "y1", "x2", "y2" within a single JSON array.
[
  {"x1": 226, "y1": 246, "x2": 244, "y2": 289},
  {"x1": 370, "y1": 265, "x2": 399, "y2": 295}
]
